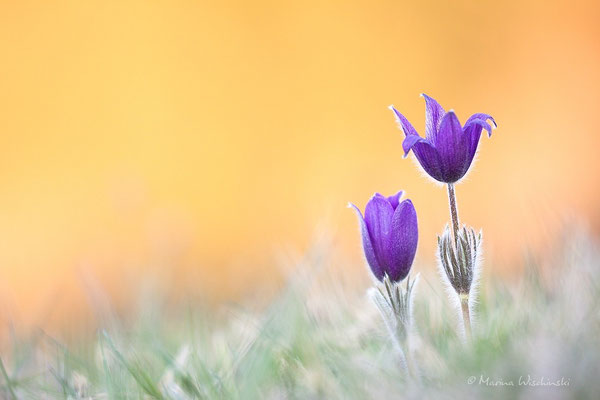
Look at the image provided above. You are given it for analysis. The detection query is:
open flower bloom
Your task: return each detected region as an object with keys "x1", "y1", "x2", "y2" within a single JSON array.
[
  {"x1": 349, "y1": 191, "x2": 418, "y2": 282},
  {"x1": 389, "y1": 94, "x2": 497, "y2": 183}
]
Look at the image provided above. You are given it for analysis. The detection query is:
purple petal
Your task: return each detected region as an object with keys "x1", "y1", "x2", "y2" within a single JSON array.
[
  {"x1": 421, "y1": 94, "x2": 445, "y2": 143},
  {"x1": 463, "y1": 119, "x2": 490, "y2": 165},
  {"x1": 435, "y1": 111, "x2": 470, "y2": 182},
  {"x1": 465, "y1": 113, "x2": 496, "y2": 137},
  {"x1": 387, "y1": 199, "x2": 418, "y2": 282},
  {"x1": 386, "y1": 190, "x2": 404, "y2": 210},
  {"x1": 374, "y1": 191, "x2": 403, "y2": 210},
  {"x1": 349, "y1": 203, "x2": 383, "y2": 280},
  {"x1": 402, "y1": 134, "x2": 429, "y2": 158},
  {"x1": 411, "y1": 141, "x2": 445, "y2": 182},
  {"x1": 464, "y1": 118, "x2": 492, "y2": 136},
  {"x1": 373, "y1": 193, "x2": 387, "y2": 201},
  {"x1": 364, "y1": 195, "x2": 395, "y2": 278},
  {"x1": 389, "y1": 105, "x2": 419, "y2": 137}
]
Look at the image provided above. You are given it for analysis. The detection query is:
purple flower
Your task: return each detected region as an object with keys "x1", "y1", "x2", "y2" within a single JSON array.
[
  {"x1": 389, "y1": 94, "x2": 497, "y2": 183},
  {"x1": 349, "y1": 191, "x2": 418, "y2": 282}
]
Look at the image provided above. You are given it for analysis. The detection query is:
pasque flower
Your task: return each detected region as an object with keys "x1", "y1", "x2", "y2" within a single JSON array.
[
  {"x1": 349, "y1": 191, "x2": 418, "y2": 282},
  {"x1": 389, "y1": 94, "x2": 496, "y2": 183}
]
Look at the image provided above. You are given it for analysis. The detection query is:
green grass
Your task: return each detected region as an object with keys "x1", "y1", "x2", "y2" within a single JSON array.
[{"x1": 1, "y1": 226, "x2": 600, "y2": 399}]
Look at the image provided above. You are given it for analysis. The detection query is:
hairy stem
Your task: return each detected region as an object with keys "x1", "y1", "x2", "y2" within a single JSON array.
[
  {"x1": 398, "y1": 339, "x2": 418, "y2": 380},
  {"x1": 460, "y1": 295, "x2": 472, "y2": 341},
  {"x1": 447, "y1": 183, "x2": 460, "y2": 242},
  {"x1": 447, "y1": 184, "x2": 474, "y2": 341}
]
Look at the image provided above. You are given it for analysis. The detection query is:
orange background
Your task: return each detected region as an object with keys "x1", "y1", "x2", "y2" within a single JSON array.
[{"x1": 1, "y1": 0, "x2": 599, "y2": 329}]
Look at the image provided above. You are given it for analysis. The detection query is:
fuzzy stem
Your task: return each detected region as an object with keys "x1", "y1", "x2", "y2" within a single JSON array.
[
  {"x1": 447, "y1": 183, "x2": 460, "y2": 242},
  {"x1": 447, "y1": 184, "x2": 475, "y2": 341},
  {"x1": 400, "y1": 339, "x2": 418, "y2": 381},
  {"x1": 391, "y1": 333, "x2": 418, "y2": 381},
  {"x1": 460, "y1": 295, "x2": 472, "y2": 341}
]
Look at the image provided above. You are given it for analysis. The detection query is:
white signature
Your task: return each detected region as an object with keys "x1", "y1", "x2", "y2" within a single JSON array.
[{"x1": 467, "y1": 374, "x2": 571, "y2": 387}]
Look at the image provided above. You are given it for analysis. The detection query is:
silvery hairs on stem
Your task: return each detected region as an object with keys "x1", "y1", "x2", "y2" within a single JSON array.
[
  {"x1": 369, "y1": 274, "x2": 418, "y2": 343},
  {"x1": 368, "y1": 274, "x2": 419, "y2": 376}
]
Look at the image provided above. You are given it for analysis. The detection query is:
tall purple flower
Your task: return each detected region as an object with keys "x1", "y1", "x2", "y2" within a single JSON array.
[
  {"x1": 389, "y1": 94, "x2": 497, "y2": 183},
  {"x1": 349, "y1": 191, "x2": 418, "y2": 282}
]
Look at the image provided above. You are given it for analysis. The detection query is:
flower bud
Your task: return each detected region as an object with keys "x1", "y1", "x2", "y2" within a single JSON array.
[
  {"x1": 349, "y1": 191, "x2": 418, "y2": 282},
  {"x1": 437, "y1": 225, "x2": 482, "y2": 296}
]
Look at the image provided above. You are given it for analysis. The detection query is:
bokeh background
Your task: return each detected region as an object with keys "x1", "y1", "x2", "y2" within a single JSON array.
[{"x1": 1, "y1": 0, "x2": 599, "y2": 334}]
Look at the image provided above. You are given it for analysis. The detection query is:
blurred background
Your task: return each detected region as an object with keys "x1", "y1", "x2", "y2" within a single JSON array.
[{"x1": 0, "y1": 0, "x2": 599, "y2": 335}]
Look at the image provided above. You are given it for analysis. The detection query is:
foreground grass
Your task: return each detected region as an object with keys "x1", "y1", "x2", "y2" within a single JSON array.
[{"x1": 2, "y1": 227, "x2": 600, "y2": 399}]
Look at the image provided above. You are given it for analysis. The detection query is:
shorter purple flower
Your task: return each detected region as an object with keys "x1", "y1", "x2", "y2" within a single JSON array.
[
  {"x1": 389, "y1": 94, "x2": 497, "y2": 183},
  {"x1": 349, "y1": 191, "x2": 418, "y2": 282}
]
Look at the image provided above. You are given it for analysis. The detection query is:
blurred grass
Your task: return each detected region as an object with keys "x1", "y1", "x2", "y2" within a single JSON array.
[{"x1": 1, "y1": 225, "x2": 600, "y2": 399}]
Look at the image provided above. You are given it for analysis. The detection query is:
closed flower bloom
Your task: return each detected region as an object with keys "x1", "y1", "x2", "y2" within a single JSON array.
[
  {"x1": 349, "y1": 191, "x2": 418, "y2": 282},
  {"x1": 389, "y1": 94, "x2": 497, "y2": 183}
]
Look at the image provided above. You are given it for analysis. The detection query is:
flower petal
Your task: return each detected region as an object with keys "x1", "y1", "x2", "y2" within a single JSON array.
[
  {"x1": 421, "y1": 94, "x2": 445, "y2": 143},
  {"x1": 402, "y1": 134, "x2": 429, "y2": 158},
  {"x1": 349, "y1": 202, "x2": 383, "y2": 280},
  {"x1": 387, "y1": 199, "x2": 418, "y2": 281},
  {"x1": 465, "y1": 113, "x2": 495, "y2": 137},
  {"x1": 411, "y1": 141, "x2": 445, "y2": 182},
  {"x1": 463, "y1": 119, "x2": 491, "y2": 166},
  {"x1": 386, "y1": 190, "x2": 404, "y2": 210},
  {"x1": 465, "y1": 113, "x2": 496, "y2": 126},
  {"x1": 435, "y1": 111, "x2": 470, "y2": 182},
  {"x1": 364, "y1": 195, "x2": 395, "y2": 278},
  {"x1": 389, "y1": 105, "x2": 419, "y2": 137},
  {"x1": 373, "y1": 193, "x2": 387, "y2": 201}
]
